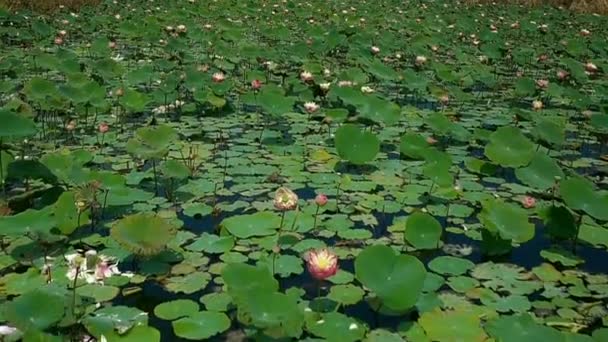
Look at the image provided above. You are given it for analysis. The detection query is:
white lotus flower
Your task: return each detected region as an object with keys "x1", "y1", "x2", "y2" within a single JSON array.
[
  {"x1": 415, "y1": 55, "x2": 427, "y2": 66},
  {"x1": 319, "y1": 82, "x2": 331, "y2": 91},
  {"x1": 300, "y1": 71, "x2": 313, "y2": 82},
  {"x1": 0, "y1": 325, "x2": 18, "y2": 336},
  {"x1": 304, "y1": 101, "x2": 319, "y2": 113},
  {"x1": 360, "y1": 86, "x2": 374, "y2": 94},
  {"x1": 370, "y1": 46, "x2": 380, "y2": 54}
]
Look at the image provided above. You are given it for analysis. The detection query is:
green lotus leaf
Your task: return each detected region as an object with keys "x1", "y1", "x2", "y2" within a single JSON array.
[
  {"x1": 327, "y1": 284, "x2": 365, "y2": 306},
  {"x1": 126, "y1": 125, "x2": 178, "y2": 160},
  {"x1": 478, "y1": 199, "x2": 535, "y2": 243},
  {"x1": 589, "y1": 114, "x2": 608, "y2": 134},
  {"x1": 355, "y1": 245, "x2": 426, "y2": 311},
  {"x1": 120, "y1": 88, "x2": 150, "y2": 112},
  {"x1": 578, "y1": 224, "x2": 608, "y2": 249},
  {"x1": 3, "y1": 288, "x2": 65, "y2": 330},
  {"x1": 154, "y1": 299, "x2": 199, "y2": 320},
  {"x1": 0, "y1": 109, "x2": 37, "y2": 140},
  {"x1": 257, "y1": 89, "x2": 295, "y2": 116},
  {"x1": 185, "y1": 233, "x2": 234, "y2": 253},
  {"x1": 161, "y1": 159, "x2": 191, "y2": 180},
  {"x1": 514, "y1": 78, "x2": 536, "y2": 97},
  {"x1": 200, "y1": 292, "x2": 232, "y2": 312},
  {"x1": 365, "y1": 329, "x2": 405, "y2": 342},
  {"x1": 399, "y1": 133, "x2": 430, "y2": 160},
  {"x1": 515, "y1": 152, "x2": 564, "y2": 190},
  {"x1": 560, "y1": 177, "x2": 608, "y2": 220},
  {"x1": 428, "y1": 256, "x2": 475, "y2": 276},
  {"x1": 222, "y1": 263, "x2": 278, "y2": 303},
  {"x1": 240, "y1": 290, "x2": 304, "y2": 337},
  {"x1": 221, "y1": 211, "x2": 281, "y2": 238},
  {"x1": 110, "y1": 213, "x2": 177, "y2": 256},
  {"x1": 102, "y1": 326, "x2": 161, "y2": 342},
  {"x1": 335, "y1": 124, "x2": 380, "y2": 165},
  {"x1": 83, "y1": 306, "x2": 148, "y2": 337},
  {"x1": 0, "y1": 206, "x2": 55, "y2": 236},
  {"x1": 486, "y1": 313, "x2": 563, "y2": 342},
  {"x1": 358, "y1": 96, "x2": 400, "y2": 125},
  {"x1": 172, "y1": 311, "x2": 230, "y2": 340},
  {"x1": 423, "y1": 150, "x2": 453, "y2": 187},
  {"x1": 419, "y1": 308, "x2": 488, "y2": 342},
  {"x1": 306, "y1": 312, "x2": 366, "y2": 342},
  {"x1": 404, "y1": 211, "x2": 442, "y2": 249},
  {"x1": 76, "y1": 285, "x2": 120, "y2": 303},
  {"x1": 533, "y1": 118, "x2": 565, "y2": 146},
  {"x1": 540, "y1": 205, "x2": 578, "y2": 240},
  {"x1": 165, "y1": 272, "x2": 211, "y2": 294},
  {"x1": 484, "y1": 126, "x2": 535, "y2": 167}
]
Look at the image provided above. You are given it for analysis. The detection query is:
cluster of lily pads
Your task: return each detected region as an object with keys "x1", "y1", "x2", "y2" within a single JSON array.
[{"x1": 0, "y1": 0, "x2": 607, "y2": 340}]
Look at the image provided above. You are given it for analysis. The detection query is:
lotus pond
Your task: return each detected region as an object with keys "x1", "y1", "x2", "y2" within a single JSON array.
[{"x1": 0, "y1": 0, "x2": 608, "y2": 341}]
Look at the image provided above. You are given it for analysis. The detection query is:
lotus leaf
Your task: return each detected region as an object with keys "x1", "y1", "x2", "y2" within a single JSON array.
[
  {"x1": 355, "y1": 245, "x2": 426, "y2": 311},
  {"x1": 110, "y1": 213, "x2": 177, "y2": 256}
]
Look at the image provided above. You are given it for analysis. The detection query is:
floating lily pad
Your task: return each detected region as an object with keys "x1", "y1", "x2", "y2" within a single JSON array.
[
  {"x1": 335, "y1": 124, "x2": 380, "y2": 165},
  {"x1": 172, "y1": 311, "x2": 230, "y2": 340},
  {"x1": 154, "y1": 300, "x2": 199, "y2": 320},
  {"x1": 404, "y1": 211, "x2": 443, "y2": 249},
  {"x1": 355, "y1": 245, "x2": 426, "y2": 311}
]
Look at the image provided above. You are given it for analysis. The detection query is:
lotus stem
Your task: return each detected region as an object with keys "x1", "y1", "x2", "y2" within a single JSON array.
[
  {"x1": 71, "y1": 266, "x2": 80, "y2": 315},
  {"x1": 0, "y1": 139, "x2": 5, "y2": 199},
  {"x1": 152, "y1": 159, "x2": 159, "y2": 196},
  {"x1": 313, "y1": 204, "x2": 320, "y2": 230}
]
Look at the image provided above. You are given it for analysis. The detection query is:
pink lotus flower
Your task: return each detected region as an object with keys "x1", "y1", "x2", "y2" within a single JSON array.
[
  {"x1": 426, "y1": 136, "x2": 438, "y2": 144},
  {"x1": 536, "y1": 79, "x2": 549, "y2": 88},
  {"x1": 66, "y1": 120, "x2": 76, "y2": 131},
  {"x1": 532, "y1": 100, "x2": 543, "y2": 111},
  {"x1": 557, "y1": 69, "x2": 569, "y2": 80},
  {"x1": 521, "y1": 196, "x2": 536, "y2": 209},
  {"x1": 273, "y1": 187, "x2": 298, "y2": 211},
  {"x1": 54, "y1": 37, "x2": 64, "y2": 45},
  {"x1": 315, "y1": 194, "x2": 328, "y2": 207},
  {"x1": 306, "y1": 249, "x2": 338, "y2": 280},
  {"x1": 585, "y1": 62, "x2": 598, "y2": 73},
  {"x1": 99, "y1": 122, "x2": 109, "y2": 134},
  {"x1": 580, "y1": 29, "x2": 590, "y2": 37},
  {"x1": 115, "y1": 87, "x2": 124, "y2": 97},
  {"x1": 251, "y1": 79, "x2": 262, "y2": 90},
  {"x1": 439, "y1": 94, "x2": 449, "y2": 105},
  {"x1": 538, "y1": 54, "x2": 549, "y2": 62},
  {"x1": 108, "y1": 41, "x2": 117, "y2": 49},
  {"x1": 212, "y1": 72, "x2": 225, "y2": 83}
]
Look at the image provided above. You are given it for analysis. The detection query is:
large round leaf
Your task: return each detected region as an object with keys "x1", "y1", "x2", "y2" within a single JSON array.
[
  {"x1": 110, "y1": 213, "x2": 177, "y2": 256},
  {"x1": 560, "y1": 177, "x2": 608, "y2": 221},
  {"x1": 399, "y1": 133, "x2": 430, "y2": 160},
  {"x1": 515, "y1": 153, "x2": 564, "y2": 190},
  {"x1": 4, "y1": 289, "x2": 65, "y2": 330},
  {"x1": 221, "y1": 211, "x2": 281, "y2": 238},
  {"x1": 419, "y1": 308, "x2": 488, "y2": 342},
  {"x1": 484, "y1": 126, "x2": 535, "y2": 167},
  {"x1": 0, "y1": 110, "x2": 37, "y2": 140},
  {"x1": 486, "y1": 313, "x2": 563, "y2": 342},
  {"x1": 306, "y1": 312, "x2": 366, "y2": 341},
  {"x1": 154, "y1": 300, "x2": 199, "y2": 321},
  {"x1": 172, "y1": 311, "x2": 230, "y2": 340},
  {"x1": 478, "y1": 199, "x2": 535, "y2": 243},
  {"x1": 335, "y1": 124, "x2": 380, "y2": 165},
  {"x1": 405, "y1": 211, "x2": 442, "y2": 249},
  {"x1": 354, "y1": 245, "x2": 426, "y2": 311}
]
